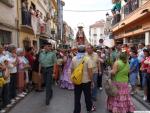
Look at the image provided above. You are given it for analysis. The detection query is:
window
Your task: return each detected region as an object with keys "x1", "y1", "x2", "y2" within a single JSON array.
[{"x1": 0, "y1": 30, "x2": 11, "y2": 45}]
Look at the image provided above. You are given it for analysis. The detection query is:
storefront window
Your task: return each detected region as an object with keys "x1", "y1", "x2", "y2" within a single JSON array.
[{"x1": 129, "y1": 34, "x2": 145, "y2": 44}]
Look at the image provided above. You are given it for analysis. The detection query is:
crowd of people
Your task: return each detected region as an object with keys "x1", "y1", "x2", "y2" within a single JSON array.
[{"x1": 0, "y1": 42, "x2": 150, "y2": 113}]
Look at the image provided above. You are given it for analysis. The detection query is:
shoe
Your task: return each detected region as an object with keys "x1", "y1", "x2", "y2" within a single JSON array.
[
  {"x1": 46, "y1": 100, "x2": 50, "y2": 105},
  {"x1": 15, "y1": 97, "x2": 20, "y2": 100},
  {"x1": 11, "y1": 101, "x2": 16, "y2": 104},
  {"x1": 130, "y1": 91, "x2": 134, "y2": 95},
  {"x1": 91, "y1": 105, "x2": 96, "y2": 112},
  {"x1": 6, "y1": 104, "x2": 13, "y2": 108},
  {"x1": 143, "y1": 96, "x2": 147, "y2": 101},
  {"x1": 22, "y1": 92, "x2": 27, "y2": 95},
  {"x1": 18, "y1": 94, "x2": 25, "y2": 98},
  {"x1": 87, "y1": 106, "x2": 96, "y2": 113},
  {"x1": 99, "y1": 87, "x2": 103, "y2": 90},
  {"x1": 11, "y1": 99, "x2": 16, "y2": 103},
  {"x1": 0, "y1": 109, "x2": 6, "y2": 113}
]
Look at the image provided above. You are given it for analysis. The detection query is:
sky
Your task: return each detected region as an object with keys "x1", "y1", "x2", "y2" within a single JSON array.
[{"x1": 63, "y1": 0, "x2": 113, "y2": 39}]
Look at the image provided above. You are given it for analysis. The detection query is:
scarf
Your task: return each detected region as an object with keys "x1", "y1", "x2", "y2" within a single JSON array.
[{"x1": 76, "y1": 52, "x2": 85, "y2": 60}]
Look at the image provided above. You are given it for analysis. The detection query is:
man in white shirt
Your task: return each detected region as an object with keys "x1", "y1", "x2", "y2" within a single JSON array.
[
  {"x1": 7, "y1": 45, "x2": 18, "y2": 103},
  {"x1": 86, "y1": 45, "x2": 100, "y2": 104},
  {"x1": 138, "y1": 43, "x2": 146, "y2": 88}
]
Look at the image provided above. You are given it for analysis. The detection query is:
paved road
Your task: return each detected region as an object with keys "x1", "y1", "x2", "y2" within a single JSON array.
[{"x1": 9, "y1": 86, "x2": 148, "y2": 113}]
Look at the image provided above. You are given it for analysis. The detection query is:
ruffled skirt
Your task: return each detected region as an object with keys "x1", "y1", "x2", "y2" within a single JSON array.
[
  {"x1": 59, "y1": 69, "x2": 74, "y2": 90},
  {"x1": 107, "y1": 82, "x2": 135, "y2": 113}
]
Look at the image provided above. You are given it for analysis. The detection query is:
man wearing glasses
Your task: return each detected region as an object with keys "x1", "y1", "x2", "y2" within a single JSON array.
[{"x1": 39, "y1": 42, "x2": 57, "y2": 105}]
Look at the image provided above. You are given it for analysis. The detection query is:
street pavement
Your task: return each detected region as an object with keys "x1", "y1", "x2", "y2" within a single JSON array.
[{"x1": 9, "y1": 86, "x2": 148, "y2": 113}]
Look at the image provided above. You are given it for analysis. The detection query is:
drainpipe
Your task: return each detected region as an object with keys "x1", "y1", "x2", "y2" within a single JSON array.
[{"x1": 16, "y1": 0, "x2": 20, "y2": 47}]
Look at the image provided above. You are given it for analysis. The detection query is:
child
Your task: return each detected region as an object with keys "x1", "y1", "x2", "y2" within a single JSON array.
[{"x1": 130, "y1": 50, "x2": 139, "y2": 95}]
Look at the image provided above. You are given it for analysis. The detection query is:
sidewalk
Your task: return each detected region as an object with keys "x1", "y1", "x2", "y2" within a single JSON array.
[{"x1": 132, "y1": 89, "x2": 150, "y2": 110}]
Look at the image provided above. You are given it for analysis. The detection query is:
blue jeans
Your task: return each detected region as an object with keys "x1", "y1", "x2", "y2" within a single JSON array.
[
  {"x1": 42, "y1": 67, "x2": 53, "y2": 104},
  {"x1": 142, "y1": 72, "x2": 147, "y2": 88},
  {"x1": 130, "y1": 72, "x2": 138, "y2": 86},
  {"x1": 92, "y1": 73, "x2": 98, "y2": 101}
]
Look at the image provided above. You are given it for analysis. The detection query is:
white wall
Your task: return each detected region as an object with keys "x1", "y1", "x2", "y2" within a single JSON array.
[
  {"x1": 0, "y1": 1, "x2": 17, "y2": 27},
  {"x1": 90, "y1": 26, "x2": 105, "y2": 45},
  {"x1": 0, "y1": 1, "x2": 18, "y2": 46}
]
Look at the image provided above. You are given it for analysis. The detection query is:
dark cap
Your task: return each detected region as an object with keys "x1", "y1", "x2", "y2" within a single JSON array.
[
  {"x1": 77, "y1": 45, "x2": 85, "y2": 53},
  {"x1": 143, "y1": 49, "x2": 149, "y2": 53},
  {"x1": 44, "y1": 41, "x2": 52, "y2": 46}
]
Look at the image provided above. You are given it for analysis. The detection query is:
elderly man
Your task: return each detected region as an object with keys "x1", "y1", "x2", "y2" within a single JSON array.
[
  {"x1": 71, "y1": 45, "x2": 95, "y2": 113},
  {"x1": 39, "y1": 42, "x2": 57, "y2": 105},
  {"x1": 86, "y1": 45, "x2": 100, "y2": 103}
]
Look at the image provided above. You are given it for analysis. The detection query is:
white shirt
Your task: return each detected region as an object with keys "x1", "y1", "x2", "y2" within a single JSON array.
[{"x1": 8, "y1": 56, "x2": 17, "y2": 73}]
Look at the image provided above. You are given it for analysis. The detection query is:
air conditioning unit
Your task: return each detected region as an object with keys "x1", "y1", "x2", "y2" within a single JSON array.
[{"x1": 0, "y1": 0, "x2": 14, "y2": 7}]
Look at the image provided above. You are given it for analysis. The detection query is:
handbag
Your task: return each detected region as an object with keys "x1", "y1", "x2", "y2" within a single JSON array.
[
  {"x1": 71, "y1": 56, "x2": 86, "y2": 85},
  {"x1": 104, "y1": 76, "x2": 118, "y2": 97},
  {"x1": 104, "y1": 62, "x2": 128, "y2": 97},
  {"x1": 104, "y1": 67, "x2": 118, "y2": 97}
]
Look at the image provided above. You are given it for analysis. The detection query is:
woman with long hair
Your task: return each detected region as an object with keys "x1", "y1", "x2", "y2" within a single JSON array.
[{"x1": 107, "y1": 52, "x2": 135, "y2": 113}]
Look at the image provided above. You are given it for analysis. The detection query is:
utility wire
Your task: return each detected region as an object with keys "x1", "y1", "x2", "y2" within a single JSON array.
[{"x1": 64, "y1": 9, "x2": 111, "y2": 12}]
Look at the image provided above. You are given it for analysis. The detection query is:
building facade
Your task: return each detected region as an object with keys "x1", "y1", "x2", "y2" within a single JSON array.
[
  {"x1": 17, "y1": 0, "x2": 60, "y2": 49},
  {"x1": 0, "y1": 0, "x2": 18, "y2": 46},
  {"x1": 104, "y1": 13, "x2": 113, "y2": 39},
  {"x1": 62, "y1": 21, "x2": 74, "y2": 48},
  {"x1": 89, "y1": 20, "x2": 105, "y2": 46},
  {"x1": 111, "y1": 0, "x2": 150, "y2": 45},
  {"x1": 0, "y1": 0, "x2": 60, "y2": 48},
  {"x1": 18, "y1": 0, "x2": 53, "y2": 49},
  {"x1": 57, "y1": 0, "x2": 65, "y2": 42}
]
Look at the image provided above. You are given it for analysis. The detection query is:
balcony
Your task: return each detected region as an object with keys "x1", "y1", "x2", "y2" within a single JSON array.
[
  {"x1": 111, "y1": 13, "x2": 121, "y2": 26},
  {"x1": 0, "y1": 0, "x2": 14, "y2": 7},
  {"x1": 123, "y1": 0, "x2": 139, "y2": 17},
  {"x1": 21, "y1": 10, "x2": 33, "y2": 33}
]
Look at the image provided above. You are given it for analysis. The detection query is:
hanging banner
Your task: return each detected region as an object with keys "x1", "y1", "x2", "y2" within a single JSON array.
[
  {"x1": 31, "y1": 15, "x2": 38, "y2": 36},
  {"x1": 103, "y1": 39, "x2": 115, "y2": 48}
]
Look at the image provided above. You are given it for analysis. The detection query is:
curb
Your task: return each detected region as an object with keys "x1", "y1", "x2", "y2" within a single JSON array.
[
  {"x1": 132, "y1": 94, "x2": 150, "y2": 110},
  {"x1": 3, "y1": 91, "x2": 32, "y2": 113}
]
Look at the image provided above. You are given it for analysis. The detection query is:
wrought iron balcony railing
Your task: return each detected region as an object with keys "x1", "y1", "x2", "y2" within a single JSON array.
[
  {"x1": 123, "y1": 0, "x2": 139, "y2": 17},
  {"x1": 111, "y1": 13, "x2": 121, "y2": 26}
]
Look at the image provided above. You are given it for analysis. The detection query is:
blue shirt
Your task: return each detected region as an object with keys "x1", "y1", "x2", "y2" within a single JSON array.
[{"x1": 130, "y1": 57, "x2": 139, "y2": 73}]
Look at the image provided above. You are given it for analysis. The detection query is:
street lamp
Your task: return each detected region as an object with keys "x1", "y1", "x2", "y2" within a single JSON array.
[{"x1": 106, "y1": 12, "x2": 109, "y2": 17}]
